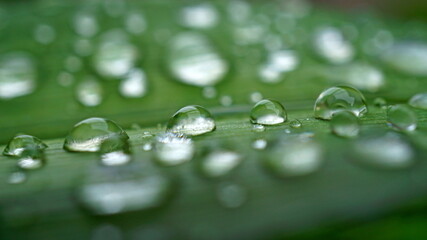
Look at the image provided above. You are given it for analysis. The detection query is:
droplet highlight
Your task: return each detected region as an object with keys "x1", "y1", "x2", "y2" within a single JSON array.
[
  {"x1": 166, "y1": 105, "x2": 215, "y2": 136},
  {"x1": 250, "y1": 99, "x2": 287, "y2": 125}
]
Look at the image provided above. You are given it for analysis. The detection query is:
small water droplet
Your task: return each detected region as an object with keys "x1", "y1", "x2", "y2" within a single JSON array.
[
  {"x1": 251, "y1": 99, "x2": 287, "y2": 125},
  {"x1": 266, "y1": 138, "x2": 323, "y2": 177},
  {"x1": 180, "y1": 3, "x2": 218, "y2": 29},
  {"x1": 289, "y1": 119, "x2": 302, "y2": 128},
  {"x1": 99, "y1": 135, "x2": 131, "y2": 166},
  {"x1": 409, "y1": 92, "x2": 427, "y2": 110},
  {"x1": 201, "y1": 150, "x2": 242, "y2": 178},
  {"x1": 34, "y1": 24, "x2": 56, "y2": 45},
  {"x1": 166, "y1": 105, "x2": 215, "y2": 136},
  {"x1": 3, "y1": 135, "x2": 47, "y2": 170},
  {"x1": 284, "y1": 129, "x2": 291, "y2": 134},
  {"x1": 64, "y1": 117, "x2": 129, "y2": 152},
  {"x1": 220, "y1": 95, "x2": 233, "y2": 106},
  {"x1": 76, "y1": 77, "x2": 103, "y2": 107},
  {"x1": 0, "y1": 53, "x2": 36, "y2": 99},
  {"x1": 73, "y1": 11, "x2": 98, "y2": 38},
  {"x1": 252, "y1": 124, "x2": 266, "y2": 132},
  {"x1": 202, "y1": 86, "x2": 217, "y2": 99},
  {"x1": 259, "y1": 50, "x2": 299, "y2": 83},
  {"x1": 374, "y1": 97, "x2": 387, "y2": 108},
  {"x1": 168, "y1": 32, "x2": 228, "y2": 87},
  {"x1": 249, "y1": 91, "x2": 263, "y2": 103},
  {"x1": 217, "y1": 182, "x2": 247, "y2": 208},
  {"x1": 387, "y1": 104, "x2": 417, "y2": 132},
  {"x1": 313, "y1": 27, "x2": 354, "y2": 64},
  {"x1": 331, "y1": 111, "x2": 359, "y2": 138},
  {"x1": 119, "y1": 68, "x2": 147, "y2": 98},
  {"x1": 154, "y1": 133, "x2": 194, "y2": 166},
  {"x1": 314, "y1": 86, "x2": 368, "y2": 120},
  {"x1": 252, "y1": 139, "x2": 267, "y2": 150},
  {"x1": 382, "y1": 42, "x2": 427, "y2": 76},
  {"x1": 8, "y1": 171, "x2": 26, "y2": 184},
  {"x1": 125, "y1": 11, "x2": 146, "y2": 35}
]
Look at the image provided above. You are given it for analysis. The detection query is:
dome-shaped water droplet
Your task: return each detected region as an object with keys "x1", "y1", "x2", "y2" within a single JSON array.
[
  {"x1": 252, "y1": 138, "x2": 267, "y2": 150},
  {"x1": 216, "y1": 182, "x2": 247, "y2": 209},
  {"x1": 3, "y1": 135, "x2": 47, "y2": 157},
  {"x1": 250, "y1": 99, "x2": 287, "y2": 125},
  {"x1": 258, "y1": 50, "x2": 299, "y2": 84},
  {"x1": 34, "y1": 24, "x2": 56, "y2": 45},
  {"x1": 252, "y1": 124, "x2": 266, "y2": 132},
  {"x1": 382, "y1": 42, "x2": 427, "y2": 76},
  {"x1": 166, "y1": 105, "x2": 215, "y2": 136},
  {"x1": 141, "y1": 132, "x2": 155, "y2": 151},
  {"x1": 168, "y1": 32, "x2": 228, "y2": 87},
  {"x1": 180, "y1": 3, "x2": 218, "y2": 29},
  {"x1": 154, "y1": 133, "x2": 194, "y2": 166},
  {"x1": 76, "y1": 77, "x2": 103, "y2": 107},
  {"x1": 331, "y1": 111, "x2": 359, "y2": 138},
  {"x1": 0, "y1": 53, "x2": 36, "y2": 99},
  {"x1": 409, "y1": 92, "x2": 427, "y2": 110},
  {"x1": 94, "y1": 30, "x2": 137, "y2": 78},
  {"x1": 289, "y1": 119, "x2": 302, "y2": 128},
  {"x1": 313, "y1": 27, "x2": 354, "y2": 64},
  {"x1": 387, "y1": 104, "x2": 417, "y2": 132},
  {"x1": 329, "y1": 63, "x2": 384, "y2": 92},
  {"x1": 119, "y1": 68, "x2": 147, "y2": 98},
  {"x1": 73, "y1": 11, "x2": 98, "y2": 38},
  {"x1": 314, "y1": 86, "x2": 368, "y2": 120},
  {"x1": 64, "y1": 117, "x2": 129, "y2": 152},
  {"x1": 353, "y1": 131, "x2": 414, "y2": 169},
  {"x1": 201, "y1": 150, "x2": 242, "y2": 178},
  {"x1": 99, "y1": 135, "x2": 131, "y2": 166},
  {"x1": 266, "y1": 138, "x2": 323, "y2": 177}
]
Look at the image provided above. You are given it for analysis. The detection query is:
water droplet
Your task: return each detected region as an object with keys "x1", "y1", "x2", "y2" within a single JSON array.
[
  {"x1": 94, "y1": 30, "x2": 137, "y2": 78},
  {"x1": 220, "y1": 95, "x2": 233, "y2": 106},
  {"x1": 99, "y1": 135, "x2": 131, "y2": 166},
  {"x1": 166, "y1": 105, "x2": 215, "y2": 136},
  {"x1": 8, "y1": 171, "x2": 26, "y2": 184},
  {"x1": 252, "y1": 124, "x2": 266, "y2": 132},
  {"x1": 313, "y1": 27, "x2": 354, "y2": 64},
  {"x1": 217, "y1": 182, "x2": 247, "y2": 208},
  {"x1": 78, "y1": 171, "x2": 171, "y2": 215},
  {"x1": 73, "y1": 11, "x2": 98, "y2": 38},
  {"x1": 0, "y1": 53, "x2": 36, "y2": 99},
  {"x1": 180, "y1": 3, "x2": 218, "y2": 29},
  {"x1": 409, "y1": 93, "x2": 427, "y2": 110},
  {"x1": 154, "y1": 133, "x2": 194, "y2": 166},
  {"x1": 249, "y1": 91, "x2": 263, "y2": 103},
  {"x1": 387, "y1": 104, "x2": 417, "y2": 132},
  {"x1": 125, "y1": 12, "x2": 146, "y2": 35},
  {"x1": 201, "y1": 150, "x2": 242, "y2": 178},
  {"x1": 353, "y1": 131, "x2": 414, "y2": 169},
  {"x1": 382, "y1": 42, "x2": 427, "y2": 76},
  {"x1": 141, "y1": 133, "x2": 154, "y2": 151},
  {"x1": 34, "y1": 24, "x2": 56, "y2": 45},
  {"x1": 76, "y1": 77, "x2": 103, "y2": 107},
  {"x1": 289, "y1": 119, "x2": 302, "y2": 128},
  {"x1": 330, "y1": 63, "x2": 384, "y2": 92},
  {"x1": 284, "y1": 129, "x2": 291, "y2": 134},
  {"x1": 331, "y1": 111, "x2": 359, "y2": 138},
  {"x1": 3, "y1": 135, "x2": 47, "y2": 157},
  {"x1": 252, "y1": 139, "x2": 267, "y2": 150},
  {"x1": 258, "y1": 50, "x2": 299, "y2": 84},
  {"x1": 119, "y1": 68, "x2": 147, "y2": 98},
  {"x1": 314, "y1": 86, "x2": 368, "y2": 120},
  {"x1": 168, "y1": 32, "x2": 228, "y2": 87},
  {"x1": 374, "y1": 97, "x2": 387, "y2": 108},
  {"x1": 251, "y1": 99, "x2": 287, "y2": 125},
  {"x1": 64, "y1": 117, "x2": 129, "y2": 152},
  {"x1": 202, "y1": 86, "x2": 217, "y2": 99},
  {"x1": 266, "y1": 138, "x2": 323, "y2": 177}
]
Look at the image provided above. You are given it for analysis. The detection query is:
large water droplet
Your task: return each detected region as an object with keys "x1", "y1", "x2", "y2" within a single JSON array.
[
  {"x1": 73, "y1": 11, "x2": 98, "y2": 38},
  {"x1": 168, "y1": 32, "x2": 228, "y2": 87},
  {"x1": 0, "y1": 53, "x2": 36, "y2": 99},
  {"x1": 387, "y1": 104, "x2": 417, "y2": 132},
  {"x1": 382, "y1": 42, "x2": 427, "y2": 76},
  {"x1": 166, "y1": 105, "x2": 215, "y2": 136},
  {"x1": 251, "y1": 99, "x2": 287, "y2": 125},
  {"x1": 34, "y1": 24, "x2": 56, "y2": 45},
  {"x1": 180, "y1": 3, "x2": 218, "y2": 29},
  {"x1": 409, "y1": 92, "x2": 427, "y2": 110},
  {"x1": 353, "y1": 131, "x2": 414, "y2": 169},
  {"x1": 94, "y1": 30, "x2": 137, "y2": 78},
  {"x1": 258, "y1": 50, "x2": 299, "y2": 84},
  {"x1": 119, "y1": 68, "x2": 147, "y2": 98},
  {"x1": 201, "y1": 150, "x2": 242, "y2": 178},
  {"x1": 99, "y1": 135, "x2": 131, "y2": 166},
  {"x1": 331, "y1": 111, "x2": 359, "y2": 138},
  {"x1": 64, "y1": 117, "x2": 129, "y2": 152},
  {"x1": 313, "y1": 27, "x2": 354, "y2": 64},
  {"x1": 154, "y1": 133, "x2": 194, "y2": 166},
  {"x1": 314, "y1": 86, "x2": 368, "y2": 120},
  {"x1": 266, "y1": 138, "x2": 323, "y2": 177},
  {"x1": 76, "y1": 77, "x2": 103, "y2": 107},
  {"x1": 217, "y1": 182, "x2": 247, "y2": 208}
]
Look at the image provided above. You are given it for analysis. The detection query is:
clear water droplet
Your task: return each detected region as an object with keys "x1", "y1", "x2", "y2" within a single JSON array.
[
  {"x1": 99, "y1": 135, "x2": 131, "y2": 166},
  {"x1": 168, "y1": 32, "x2": 228, "y2": 87},
  {"x1": 266, "y1": 138, "x2": 323, "y2": 177},
  {"x1": 141, "y1": 133, "x2": 154, "y2": 151},
  {"x1": 330, "y1": 63, "x2": 384, "y2": 92},
  {"x1": 201, "y1": 150, "x2": 242, "y2": 178},
  {"x1": 331, "y1": 111, "x2": 359, "y2": 138},
  {"x1": 94, "y1": 30, "x2": 137, "y2": 78},
  {"x1": 387, "y1": 104, "x2": 417, "y2": 132},
  {"x1": 73, "y1": 11, "x2": 98, "y2": 38},
  {"x1": 258, "y1": 50, "x2": 299, "y2": 84},
  {"x1": 252, "y1": 138, "x2": 267, "y2": 150},
  {"x1": 3, "y1": 135, "x2": 47, "y2": 157},
  {"x1": 252, "y1": 124, "x2": 266, "y2": 132},
  {"x1": 374, "y1": 97, "x2": 387, "y2": 108},
  {"x1": 34, "y1": 24, "x2": 56, "y2": 45},
  {"x1": 8, "y1": 171, "x2": 26, "y2": 184},
  {"x1": 76, "y1": 77, "x2": 103, "y2": 107},
  {"x1": 289, "y1": 119, "x2": 302, "y2": 128},
  {"x1": 314, "y1": 27, "x2": 354, "y2": 64},
  {"x1": 0, "y1": 53, "x2": 36, "y2": 99},
  {"x1": 251, "y1": 99, "x2": 287, "y2": 125},
  {"x1": 180, "y1": 3, "x2": 218, "y2": 29},
  {"x1": 314, "y1": 86, "x2": 368, "y2": 120},
  {"x1": 166, "y1": 105, "x2": 215, "y2": 136},
  {"x1": 119, "y1": 68, "x2": 147, "y2": 98},
  {"x1": 382, "y1": 42, "x2": 427, "y2": 76},
  {"x1": 217, "y1": 182, "x2": 247, "y2": 209},
  {"x1": 64, "y1": 117, "x2": 129, "y2": 152},
  {"x1": 409, "y1": 92, "x2": 427, "y2": 110},
  {"x1": 202, "y1": 86, "x2": 217, "y2": 99},
  {"x1": 154, "y1": 133, "x2": 194, "y2": 166},
  {"x1": 125, "y1": 12, "x2": 146, "y2": 35}
]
